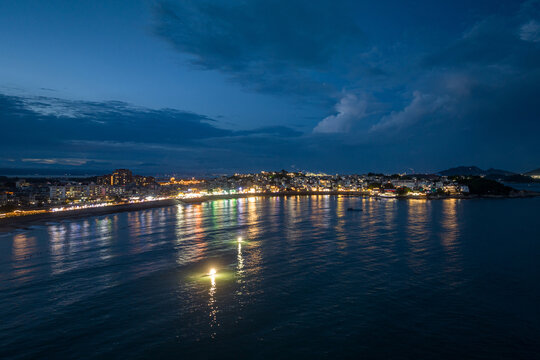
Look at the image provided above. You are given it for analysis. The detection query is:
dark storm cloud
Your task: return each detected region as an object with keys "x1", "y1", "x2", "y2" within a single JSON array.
[
  {"x1": 152, "y1": 0, "x2": 363, "y2": 98},
  {"x1": 0, "y1": 93, "x2": 305, "y2": 172},
  {"x1": 414, "y1": 1, "x2": 540, "y2": 140},
  {"x1": 308, "y1": 0, "x2": 540, "y2": 171},
  {"x1": 424, "y1": 16, "x2": 540, "y2": 69},
  {"x1": 151, "y1": 0, "x2": 540, "y2": 151},
  {"x1": 0, "y1": 93, "x2": 230, "y2": 147}
]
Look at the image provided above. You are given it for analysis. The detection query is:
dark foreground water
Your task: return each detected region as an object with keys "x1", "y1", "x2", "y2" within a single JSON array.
[{"x1": 1, "y1": 196, "x2": 539, "y2": 359}]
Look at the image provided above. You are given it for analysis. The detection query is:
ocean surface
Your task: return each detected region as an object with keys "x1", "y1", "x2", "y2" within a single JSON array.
[{"x1": 1, "y1": 196, "x2": 539, "y2": 359}]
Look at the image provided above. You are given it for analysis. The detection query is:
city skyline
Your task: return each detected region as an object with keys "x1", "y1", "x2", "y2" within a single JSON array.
[
  {"x1": 2, "y1": 0, "x2": 540, "y2": 174},
  {"x1": 5, "y1": 166, "x2": 531, "y2": 220}
]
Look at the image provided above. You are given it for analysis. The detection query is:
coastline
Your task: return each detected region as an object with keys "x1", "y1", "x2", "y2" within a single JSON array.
[
  {"x1": 0, "y1": 199, "x2": 178, "y2": 233},
  {"x1": 177, "y1": 190, "x2": 540, "y2": 203},
  {"x1": 1, "y1": 191, "x2": 538, "y2": 233}
]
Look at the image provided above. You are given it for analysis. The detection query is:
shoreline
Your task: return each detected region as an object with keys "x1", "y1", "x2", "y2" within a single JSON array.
[
  {"x1": 178, "y1": 190, "x2": 540, "y2": 203},
  {"x1": 1, "y1": 191, "x2": 538, "y2": 233},
  {"x1": 0, "y1": 199, "x2": 179, "y2": 233}
]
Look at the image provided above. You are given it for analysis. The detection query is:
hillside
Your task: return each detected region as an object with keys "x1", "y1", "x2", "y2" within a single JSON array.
[
  {"x1": 525, "y1": 168, "x2": 540, "y2": 176},
  {"x1": 439, "y1": 166, "x2": 514, "y2": 177}
]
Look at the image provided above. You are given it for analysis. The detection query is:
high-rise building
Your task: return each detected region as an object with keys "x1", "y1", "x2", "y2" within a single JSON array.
[
  {"x1": 112, "y1": 169, "x2": 133, "y2": 186},
  {"x1": 97, "y1": 174, "x2": 113, "y2": 186}
]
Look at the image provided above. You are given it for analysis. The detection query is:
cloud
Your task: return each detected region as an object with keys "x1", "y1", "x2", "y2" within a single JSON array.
[
  {"x1": 0, "y1": 93, "x2": 231, "y2": 146},
  {"x1": 237, "y1": 126, "x2": 302, "y2": 137},
  {"x1": 362, "y1": 0, "x2": 540, "y2": 139},
  {"x1": 520, "y1": 20, "x2": 540, "y2": 42},
  {"x1": 152, "y1": 0, "x2": 363, "y2": 98},
  {"x1": 20, "y1": 158, "x2": 110, "y2": 166},
  {"x1": 370, "y1": 92, "x2": 449, "y2": 132},
  {"x1": 423, "y1": 3, "x2": 540, "y2": 70},
  {"x1": 65, "y1": 140, "x2": 203, "y2": 153},
  {"x1": 307, "y1": 1, "x2": 540, "y2": 170},
  {"x1": 0, "y1": 93, "x2": 307, "y2": 173},
  {"x1": 154, "y1": 0, "x2": 540, "y2": 172},
  {"x1": 5, "y1": 1, "x2": 540, "y2": 174},
  {"x1": 423, "y1": 18, "x2": 516, "y2": 68},
  {"x1": 313, "y1": 94, "x2": 368, "y2": 133}
]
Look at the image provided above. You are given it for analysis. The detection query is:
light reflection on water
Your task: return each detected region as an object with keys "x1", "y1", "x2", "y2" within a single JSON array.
[
  {"x1": 406, "y1": 199, "x2": 431, "y2": 272},
  {"x1": 1, "y1": 196, "x2": 539, "y2": 359},
  {"x1": 11, "y1": 233, "x2": 37, "y2": 282},
  {"x1": 208, "y1": 270, "x2": 218, "y2": 338},
  {"x1": 440, "y1": 199, "x2": 463, "y2": 283}
]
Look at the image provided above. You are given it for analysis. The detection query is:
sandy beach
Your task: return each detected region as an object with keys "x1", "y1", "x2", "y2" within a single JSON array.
[{"x1": 0, "y1": 199, "x2": 179, "y2": 233}]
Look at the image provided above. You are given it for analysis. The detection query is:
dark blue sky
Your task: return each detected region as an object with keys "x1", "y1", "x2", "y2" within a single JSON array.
[{"x1": 1, "y1": 0, "x2": 539, "y2": 175}]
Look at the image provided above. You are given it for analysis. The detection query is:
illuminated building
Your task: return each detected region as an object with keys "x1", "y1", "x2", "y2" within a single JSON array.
[
  {"x1": 49, "y1": 185, "x2": 66, "y2": 200},
  {"x1": 112, "y1": 169, "x2": 133, "y2": 186},
  {"x1": 15, "y1": 180, "x2": 31, "y2": 189},
  {"x1": 160, "y1": 177, "x2": 203, "y2": 186},
  {"x1": 97, "y1": 175, "x2": 113, "y2": 186},
  {"x1": 134, "y1": 175, "x2": 155, "y2": 187}
]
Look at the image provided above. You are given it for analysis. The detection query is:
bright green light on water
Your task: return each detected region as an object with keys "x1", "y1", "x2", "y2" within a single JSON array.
[
  {"x1": 237, "y1": 236, "x2": 243, "y2": 243},
  {"x1": 209, "y1": 268, "x2": 217, "y2": 276}
]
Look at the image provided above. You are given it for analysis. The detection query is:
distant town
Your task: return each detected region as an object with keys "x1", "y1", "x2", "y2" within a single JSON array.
[{"x1": 1, "y1": 167, "x2": 539, "y2": 219}]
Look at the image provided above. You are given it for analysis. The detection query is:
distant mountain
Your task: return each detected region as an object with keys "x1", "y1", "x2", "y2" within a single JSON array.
[
  {"x1": 438, "y1": 166, "x2": 515, "y2": 177},
  {"x1": 484, "y1": 168, "x2": 516, "y2": 176},
  {"x1": 439, "y1": 166, "x2": 483, "y2": 176},
  {"x1": 524, "y1": 168, "x2": 540, "y2": 176}
]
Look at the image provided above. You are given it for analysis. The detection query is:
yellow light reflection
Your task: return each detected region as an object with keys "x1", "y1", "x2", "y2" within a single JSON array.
[
  {"x1": 441, "y1": 199, "x2": 458, "y2": 249},
  {"x1": 440, "y1": 199, "x2": 463, "y2": 279},
  {"x1": 406, "y1": 199, "x2": 430, "y2": 271},
  {"x1": 208, "y1": 267, "x2": 218, "y2": 338},
  {"x1": 237, "y1": 242, "x2": 244, "y2": 273},
  {"x1": 246, "y1": 198, "x2": 261, "y2": 239},
  {"x1": 11, "y1": 233, "x2": 37, "y2": 282},
  {"x1": 12, "y1": 233, "x2": 36, "y2": 261}
]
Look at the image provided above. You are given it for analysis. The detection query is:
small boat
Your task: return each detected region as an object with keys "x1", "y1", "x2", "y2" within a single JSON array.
[{"x1": 347, "y1": 207, "x2": 363, "y2": 212}]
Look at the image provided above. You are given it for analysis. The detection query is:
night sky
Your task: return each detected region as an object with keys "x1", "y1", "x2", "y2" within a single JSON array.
[{"x1": 1, "y1": 0, "x2": 539, "y2": 175}]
